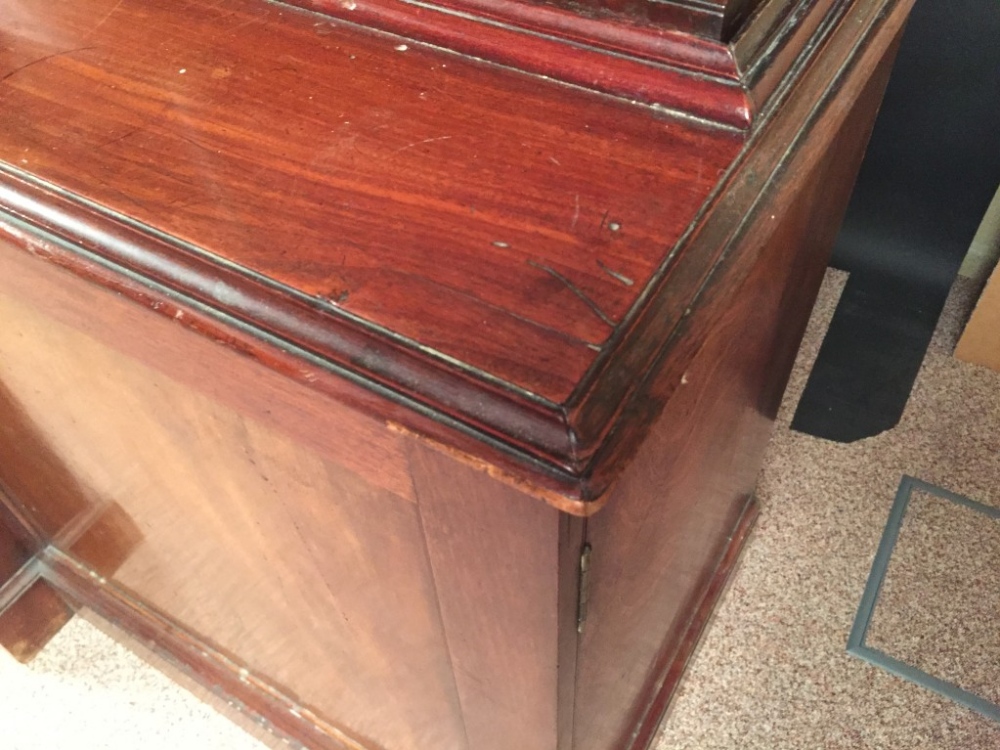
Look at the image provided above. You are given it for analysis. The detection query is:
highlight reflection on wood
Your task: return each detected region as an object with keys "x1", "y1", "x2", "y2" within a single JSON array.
[
  {"x1": 0, "y1": 253, "x2": 468, "y2": 750},
  {"x1": 0, "y1": 0, "x2": 914, "y2": 745}
]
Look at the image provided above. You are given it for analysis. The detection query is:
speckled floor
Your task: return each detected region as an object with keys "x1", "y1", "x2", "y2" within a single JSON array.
[
  {"x1": 2, "y1": 269, "x2": 999, "y2": 749},
  {"x1": 657, "y1": 270, "x2": 1000, "y2": 750},
  {"x1": 0, "y1": 615, "x2": 270, "y2": 750},
  {"x1": 865, "y1": 486, "x2": 1000, "y2": 706}
]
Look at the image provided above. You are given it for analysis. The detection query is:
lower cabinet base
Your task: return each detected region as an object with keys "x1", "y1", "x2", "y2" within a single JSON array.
[
  {"x1": 34, "y1": 548, "x2": 374, "y2": 750},
  {"x1": 623, "y1": 497, "x2": 759, "y2": 750},
  {"x1": 0, "y1": 498, "x2": 759, "y2": 750},
  {"x1": 0, "y1": 507, "x2": 75, "y2": 663},
  {"x1": 0, "y1": 573, "x2": 75, "y2": 664}
]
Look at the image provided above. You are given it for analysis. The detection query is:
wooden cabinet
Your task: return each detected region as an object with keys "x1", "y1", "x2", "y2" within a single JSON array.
[{"x1": 0, "y1": 0, "x2": 911, "y2": 747}]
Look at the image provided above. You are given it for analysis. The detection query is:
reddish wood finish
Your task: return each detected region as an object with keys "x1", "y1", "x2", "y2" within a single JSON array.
[
  {"x1": 573, "y1": 28, "x2": 904, "y2": 747},
  {"x1": 0, "y1": 507, "x2": 31, "y2": 585},
  {"x1": 0, "y1": 498, "x2": 73, "y2": 666},
  {"x1": 0, "y1": 232, "x2": 416, "y2": 504},
  {"x1": 0, "y1": 0, "x2": 740, "y2": 392},
  {"x1": 0, "y1": 578, "x2": 75, "y2": 663},
  {"x1": 472, "y1": 0, "x2": 764, "y2": 40},
  {"x1": 568, "y1": 0, "x2": 907, "y2": 498},
  {"x1": 287, "y1": 0, "x2": 755, "y2": 126},
  {"x1": 0, "y1": 378, "x2": 96, "y2": 539},
  {"x1": 410, "y1": 444, "x2": 585, "y2": 750},
  {"x1": 0, "y1": 0, "x2": 913, "y2": 747},
  {"x1": 0, "y1": 394, "x2": 79, "y2": 664},
  {"x1": 282, "y1": 0, "x2": 850, "y2": 126},
  {"x1": 0, "y1": 249, "x2": 469, "y2": 749},
  {"x1": 0, "y1": 0, "x2": 900, "y2": 504},
  {"x1": 628, "y1": 499, "x2": 759, "y2": 750}
]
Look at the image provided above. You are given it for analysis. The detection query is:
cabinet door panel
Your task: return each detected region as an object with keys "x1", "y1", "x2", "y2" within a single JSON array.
[{"x1": 0, "y1": 239, "x2": 467, "y2": 750}]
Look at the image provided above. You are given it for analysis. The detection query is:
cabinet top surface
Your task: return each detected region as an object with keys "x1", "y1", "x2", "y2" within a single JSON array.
[{"x1": 0, "y1": 0, "x2": 742, "y2": 407}]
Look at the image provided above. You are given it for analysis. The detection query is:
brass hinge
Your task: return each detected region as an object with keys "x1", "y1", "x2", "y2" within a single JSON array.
[{"x1": 576, "y1": 543, "x2": 592, "y2": 633}]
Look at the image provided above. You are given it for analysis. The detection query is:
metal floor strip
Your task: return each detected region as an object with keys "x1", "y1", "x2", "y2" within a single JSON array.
[{"x1": 848, "y1": 475, "x2": 1000, "y2": 723}]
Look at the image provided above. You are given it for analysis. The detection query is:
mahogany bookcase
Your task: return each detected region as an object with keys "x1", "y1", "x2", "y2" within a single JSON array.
[{"x1": 0, "y1": 0, "x2": 912, "y2": 747}]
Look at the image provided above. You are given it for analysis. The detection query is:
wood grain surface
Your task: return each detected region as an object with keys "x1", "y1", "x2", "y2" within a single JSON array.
[
  {"x1": 573, "y1": 26, "x2": 905, "y2": 749},
  {"x1": 411, "y1": 445, "x2": 583, "y2": 750},
  {"x1": 0, "y1": 0, "x2": 744, "y2": 490},
  {"x1": 0, "y1": 512, "x2": 29, "y2": 586},
  {"x1": 0, "y1": 237, "x2": 585, "y2": 749},
  {"x1": 0, "y1": 578, "x2": 75, "y2": 663},
  {"x1": 0, "y1": 0, "x2": 915, "y2": 746},
  {"x1": 0, "y1": 0, "x2": 903, "y2": 508},
  {"x1": 0, "y1": 0, "x2": 739, "y2": 399},
  {"x1": 567, "y1": 0, "x2": 913, "y2": 497},
  {"x1": 0, "y1": 241, "x2": 469, "y2": 750}
]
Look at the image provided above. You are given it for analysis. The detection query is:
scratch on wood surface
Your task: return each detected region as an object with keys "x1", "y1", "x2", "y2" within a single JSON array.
[
  {"x1": 173, "y1": 132, "x2": 223, "y2": 155},
  {"x1": 221, "y1": 7, "x2": 273, "y2": 34},
  {"x1": 88, "y1": 0, "x2": 125, "y2": 37},
  {"x1": 96, "y1": 125, "x2": 146, "y2": 151},
  {"x1": 394, "y1": 135, "x2": 452, "y2": 153},
  {"x1": 93, "y1": 177, "x2": 152, "y2": 212},
  {"x1": 527, "y1": 260, "x2": 615, "y2": 327},
  {"x1": 0, "y1": 47, "x2": 97, "y2": 84},
  {"x1": 171, "y1": 132, "x2": 262, "y2": 180},
  {"x1": 597, "y1": 259, "x2": 634, "y2": 286},
  {"x1": 572, "y1": 194, "x2": 580, "y2": 229}
]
